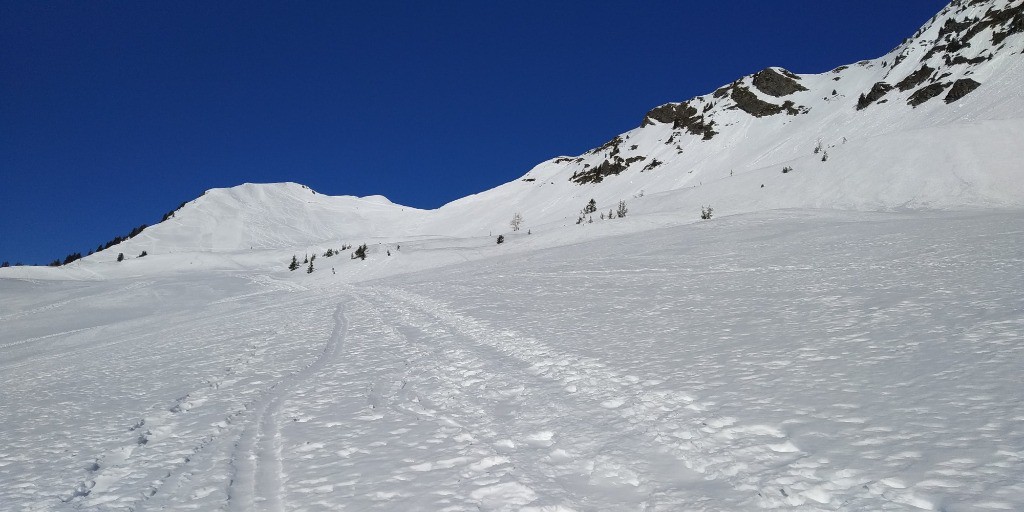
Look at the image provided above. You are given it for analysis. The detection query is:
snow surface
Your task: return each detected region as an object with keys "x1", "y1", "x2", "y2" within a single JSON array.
[
  {"x1": 3, "y1": 2, "x2": 1024, "y2": 510},
  {"x1": 2, "y1": 210, "x2": 1023, "y2": 511}
]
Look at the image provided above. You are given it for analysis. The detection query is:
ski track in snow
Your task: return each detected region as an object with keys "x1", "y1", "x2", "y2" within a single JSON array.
[
  {"x1": 226, "y1": 301, "x2": 349, "y2": 512},
  {"x1": 366, "y1": 286, "x2": 919, "y2": 510},
  {"x1": 1, "y1": 212, "x2": 1022, "y2": 511}
]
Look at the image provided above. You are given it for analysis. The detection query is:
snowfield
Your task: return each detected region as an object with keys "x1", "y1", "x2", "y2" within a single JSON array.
[
  {"x1": 2, "y1": 210, "x2": 1022, "y2": 511},
  {"x1": 4, "y1": 2, "x2": 1024, "y2": 509}
]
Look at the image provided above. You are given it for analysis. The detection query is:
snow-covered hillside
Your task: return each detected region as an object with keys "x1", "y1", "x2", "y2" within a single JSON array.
[
  {"x1": 2, "y1": 1, "x2": 1024, "y2": 510},
  {"x1": 2, "y1": 211, "x2": 1022, "y2": 511},
  {"x1": 1, "y1": 0, "x2": 1018, "y2": 271}
]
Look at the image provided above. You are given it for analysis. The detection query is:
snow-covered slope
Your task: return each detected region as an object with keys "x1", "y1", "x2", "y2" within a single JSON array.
[
  {"x1": 3, "y1": 3, "x2": 1024, "y2": 510},
  {"x1": 441, "y1": 0, "x2": 1024, "y2": 229},
  {"x1": 48, "y1": 0, "x2": 1019, "y2": 268},
  {"x1": 2, "y1": 211, "x2": 1022, "y2": 511},
  {"x1": 1, "y1": 0, "x2": 1010, "y2": 272}
]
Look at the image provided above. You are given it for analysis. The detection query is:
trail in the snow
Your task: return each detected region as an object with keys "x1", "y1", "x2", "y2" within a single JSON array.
[
  {"x1": 227, "y1": 301, "x2": 349, "y2": 512},
  {"x1": 369, "y1": 286, "x2": 950, "y2": 510},
  {"x1": 353, "y1": 287, "x2": 733, "y2": 509}
]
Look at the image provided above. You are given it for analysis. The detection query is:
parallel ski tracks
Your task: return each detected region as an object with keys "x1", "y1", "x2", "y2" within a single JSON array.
[{"x1": 225, "y1": 300, "x2": 350, "y2": 512}]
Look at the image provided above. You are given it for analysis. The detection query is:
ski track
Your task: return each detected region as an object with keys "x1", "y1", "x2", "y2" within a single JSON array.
[
  {"x1": 369, "y1": 286, "x2": 819, "y2": 509},
  {"x1": 2, "y1": 213, "x2": 1021, "y2": 511},
  {"x1": 0, "y1": 283, "x2": 339, "y2": 511},
  {"x1": 226, "y1": 301, "x2": 349, "y2": 512},
  {"x1": 363, "y1": 284, "x2": 1019, "y2": 510}
]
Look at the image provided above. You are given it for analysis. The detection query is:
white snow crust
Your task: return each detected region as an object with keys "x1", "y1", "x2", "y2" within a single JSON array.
[
  {"x1": 2, "y1": 2, "x2": 1024, "y2": 510},
  {"x1": 2, "y1": 211, "x2": 1022, "y2": 511}
]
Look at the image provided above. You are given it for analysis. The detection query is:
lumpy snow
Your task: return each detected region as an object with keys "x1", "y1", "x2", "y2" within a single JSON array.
[
  {"x1": 1, "y1": 211, "x2": 1022, "y2": 511},
  {"x1": 2, "y1": 1, "x2": 1024, "y2": 509}
]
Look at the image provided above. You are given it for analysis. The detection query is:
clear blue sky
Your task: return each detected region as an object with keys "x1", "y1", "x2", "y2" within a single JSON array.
[{"x1": 1, "y1": 1, "x2": 947, "y2": 264}]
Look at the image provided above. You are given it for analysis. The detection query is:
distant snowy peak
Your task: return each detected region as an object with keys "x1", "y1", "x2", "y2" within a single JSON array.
[
  {"x1": 96, "y1": 182, "x2": 424, "y2": 256},
  {"x1": 78, "y1": 1, "x2": 1024, "y2": 264},
  {"x1": 543, "y1": 0, "x2": 1024, "y2": 187}
]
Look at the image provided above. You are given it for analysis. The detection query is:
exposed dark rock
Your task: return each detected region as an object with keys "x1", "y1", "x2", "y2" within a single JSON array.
[
  {"x1": 641, "y1": 101, "x2": 717, "y2": 139},
  {"x1": 751, "y1": 68, "x2": 808, "y2": 97},
  {"x1": 587, "y1": 136, "x2": 623, "y2": 158},
  {"x1": 570, "y1": 154, "x2": 647, "y2": 184},
  {"x1": 856, "y1": 82, "x2": 893, "y2": 110},
  {"x1": 937, "y1": 16, "x2": 975, "y2": 40},
  {"x1": 948, "y1": 54, "x2": 988, "y2": 66},
  {"x1": 944, "y1": 78, "x2": 981, "y2": 103},
  {"x1": 908, "y1": 82, "x2": 949, "y2": 107},
  {"x1": 570, "y1": 158, "x2": 627, "y2": 184},
  {"x1": 960, "y1": 1, "x2": 1024, "y2": 46},
  {"x1": 897, "y1": 65, "x2": 935, "y2": 92},
  {"x1": 730, "y1": 86, "x2": 785, "y2": 117},
  {"x1": 642, "y1": 159, "x2": 662, "y2": 172}
]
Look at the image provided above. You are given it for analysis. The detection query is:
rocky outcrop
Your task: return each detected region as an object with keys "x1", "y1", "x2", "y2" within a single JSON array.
[
  {"x1": 751, "y1": 68, "x2": 808, "y2": 97},
  {"x1": 944, "y1": 78, "x2": 981, "y2": 103},
  {"x1": 729, "y1": 85, "x2": 806, "y2": 117},
  {"x1": 857, "y1": 82, "x2": 893, "y2": 110},
  {"x1": 897, "y1": 65, "x2": 936, "y2": 92},
  {"x1": 642, "y1": 101, "x2": 718, "y2": 140},
  {"x1": 570, "y1": 155, "x2": 647, "y2": 184},
  {"x1": 908, "y1": 82, "x2": 949, "y2": 107}
]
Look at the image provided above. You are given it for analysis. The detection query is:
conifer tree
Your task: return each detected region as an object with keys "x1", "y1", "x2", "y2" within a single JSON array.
[
  {"x1": 353, "y1": 244, "x2": 368, "y2": 260},
  {"x1": 117, "y1": 253, "x2": 125, "y2": 262},
  {"x1": 307, "y1": 260, "x2": 314, "y2": 273},
  {"x1": 289, "y1": 255, "x2": 299, "y2": 271}
]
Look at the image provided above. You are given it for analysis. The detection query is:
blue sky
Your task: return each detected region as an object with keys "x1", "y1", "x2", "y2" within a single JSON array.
[{"x1": 1, "y1": 1, "x2": 948, "y2": 264}]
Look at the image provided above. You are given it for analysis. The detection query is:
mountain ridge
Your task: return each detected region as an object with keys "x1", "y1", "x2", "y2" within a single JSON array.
[{"x1": 5, "y1": 0, "x2": 1023, "y2": 271}]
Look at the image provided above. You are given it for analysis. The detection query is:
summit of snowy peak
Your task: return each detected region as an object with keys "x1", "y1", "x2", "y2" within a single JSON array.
[{"x1": 85, "y1": 182, "x2": 426, "y2": 259}]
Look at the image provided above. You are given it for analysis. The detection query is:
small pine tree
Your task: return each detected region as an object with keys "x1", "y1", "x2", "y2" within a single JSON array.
[
  {"x1": 821, "y1": 150, "x2": 829, "y2": 162},
  {"x1": 700, "y1": 205, "x2": 714, "y2": 220},
  {"x1": 303, "y1": 254, "x2": 308, "y2": 263},
  {"x1": 583, "y1": 198, "x2": 597, "y2": 214},
  {"x1": 496, "y1": 234, "x2": 504, "y2": 244},
  {"x1": 600, "y1": 212, "x2": 605, "y2": 220},
  {"x1": 288, "y1": 255, "x2": 299, "y2": 271},
  {"x1": 117, "y1": 253, "x2": 125, "y2": 262},
  {"x1": 138, "y1": 251, "x2": 147, "y2": 258},
  {"x1": 1, "y1": 261, "x2": 9, "y2": 268},
  {"x1": 307, "y1": 260, "x2": 314, "y2": 273},
  {"x1": 353, "y1": 244, "x2": 367, "y2": 260},
  {"x1": 617, "y1": 200, "x2": 628, "y2": 218}
]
